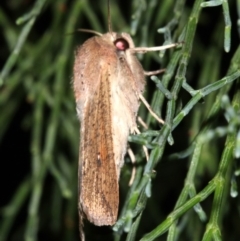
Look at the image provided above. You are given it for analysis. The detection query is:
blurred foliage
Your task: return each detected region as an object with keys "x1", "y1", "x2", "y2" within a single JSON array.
[{"x1": 0, "y1": 0, "x2": 240, "y2": 241}]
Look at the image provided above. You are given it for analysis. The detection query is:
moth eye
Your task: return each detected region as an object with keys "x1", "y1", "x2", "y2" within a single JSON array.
[{"x1": 114, "y1": 38, "x2": 129, "y2": 51}]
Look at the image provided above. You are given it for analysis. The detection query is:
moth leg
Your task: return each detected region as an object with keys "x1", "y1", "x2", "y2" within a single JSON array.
[
  {"x1": 134, "y1": 126, "x2": 149, "y2": 161},
  {"x1": 128, "y1": 125, "x2": 149, "y2": 186},
  {"x1": 129, "y1": 42, "x2": 180, "y2": 54},
  {"x1": 144, "y1": 69, "x2": 165, "y2": 76},
  {"x1": 137, "y1": 116, "x2": 148, "y2": 129},
  {"x1": 138, "y1": 93, "x2": 165, "y2": 124},
  {"x1": 127, "y1": 147, "x2": 136, "y2": 186}
]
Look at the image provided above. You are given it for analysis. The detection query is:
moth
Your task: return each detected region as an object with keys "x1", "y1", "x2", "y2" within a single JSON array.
[{"x1": 73, "y1": 2, "x2": 177, "y2": 230}]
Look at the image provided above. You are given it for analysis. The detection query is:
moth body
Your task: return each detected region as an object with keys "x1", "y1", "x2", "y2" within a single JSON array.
[{"x1": 73, "y1": 32, "x2": 145, "y2": 225}]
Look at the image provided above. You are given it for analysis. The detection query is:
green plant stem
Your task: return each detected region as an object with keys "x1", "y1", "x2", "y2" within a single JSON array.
[
  {"x1": 0, "y1": 178, "x2": 31, "y2": 241},
  {"x1": 140, "y1": 181, "x2": 216, "y2": 241},
  {"x1": 0, "y1": 0, "x2": 47, "y2": 86},
  {"x1": 202, "y1": 82, "x2": 240, "y2": 241},
  {"x1": 23, "y1": 1, "x2": 83, "y2": 240}
]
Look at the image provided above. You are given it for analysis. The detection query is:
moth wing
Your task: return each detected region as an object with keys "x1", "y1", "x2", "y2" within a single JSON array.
[
  {"x1": 78, "y1": 48, "x2": 119, "y2": 226},
  {"x1": 73, "y1": 37, "x2": 103, "y2": 120}
]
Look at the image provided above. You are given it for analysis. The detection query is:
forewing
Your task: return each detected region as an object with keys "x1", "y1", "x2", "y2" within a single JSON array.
[{"x1": 79, "y1": 64, "x2": 118, "y2": 226}]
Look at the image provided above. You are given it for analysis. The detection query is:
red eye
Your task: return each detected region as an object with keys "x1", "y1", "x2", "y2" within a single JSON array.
[{"x1": 114, "y1": 38, "x2": 129, "y2": 51}]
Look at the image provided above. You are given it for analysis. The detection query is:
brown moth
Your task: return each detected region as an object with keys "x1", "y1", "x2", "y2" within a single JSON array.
[
  {"x1": 73, "y1": 1, "x2": 177, "y2": 230},
  {"x1": 74, "y1": 31, "x2": 145, "y2": 226}
]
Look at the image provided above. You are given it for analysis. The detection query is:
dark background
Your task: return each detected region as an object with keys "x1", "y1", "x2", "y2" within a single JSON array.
[{"x1": 0, "y1": 0, "x2": 240, "y2": 240}]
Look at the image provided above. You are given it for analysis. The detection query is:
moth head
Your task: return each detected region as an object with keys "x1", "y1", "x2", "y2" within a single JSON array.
[
  {"x1": 103, "y1": 32, "x2": 135, "y2": 53},
  {"x1": 114, "y1": 38, "x2": 129, "y2": 51},
  {"x1": 114, "y1": 33, "x2": 135, "y2": 52}
]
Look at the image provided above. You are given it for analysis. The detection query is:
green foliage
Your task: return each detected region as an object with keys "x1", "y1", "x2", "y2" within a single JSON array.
[{"x1": 0, "y1": 0, "x2": 240, "y2": 240}]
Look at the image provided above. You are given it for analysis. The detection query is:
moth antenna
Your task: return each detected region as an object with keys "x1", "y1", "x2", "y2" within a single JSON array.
[
  {"x1": 108, "y1": 0, "x2": 113, "y2": 34},
  {"x1": 79, "y1": 205, "x2": 85, "y2": 241},
  {"x1": 77, "y1": 29, "x2": 102, "y2": 36}
]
